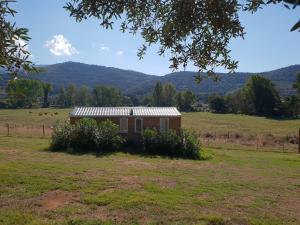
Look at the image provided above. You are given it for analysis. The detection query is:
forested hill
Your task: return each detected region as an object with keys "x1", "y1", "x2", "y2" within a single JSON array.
[{"x1": 1, "y1": 62, "x2": 299, "y2": 96}]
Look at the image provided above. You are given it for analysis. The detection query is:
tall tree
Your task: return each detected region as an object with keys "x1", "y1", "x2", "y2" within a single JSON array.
[
  {"x1": 281, "y1": 96, "x2": 299, "y2": 118},
  {"x1": 42, "y1": 83, "x2": 52, "y2": 108},
  {"x1": 226, "y1": 89, "x2": 253, "y2": 114},
  {"x1": 6, "y1": 79, "x2": 42, "y2": 108},
  {"x1": 65, "y1": 84, "x2": 76, "y2": 107},
  {"x1": 175, "y1": 90, "x2": 196, "y2": 111},
  {"x1": 293, "y1": 72, "x2": 300, "y2": 95},
  {"x1": 75, "y1": 85, "x2": 90, "y2": 106},
  {"x1": 152, "y1": 82, "x2": 164, "y2": 106},
  {"x1": 57, "y1": 86, "x2": 67, "y2": 108},
  {"x1": 92, "y1": 86, "x2": 123, "y2": 106},
  {"x1": 208, "y1": 95, "x2": 228, "y2": 113},
  {"x1": 65, "y1": 0, "x2": 299, "y2": 79},
  {"x1": 162, "y1": 83, "x2": 177, "y2": 106},
  {"x1": 243, "y1": 75, "x2": 281, "y2": 116}
]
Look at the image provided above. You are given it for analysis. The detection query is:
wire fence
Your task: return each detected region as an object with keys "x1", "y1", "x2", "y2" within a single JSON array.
[
  {"x1": 0, "y1": 123, "x2": 299, "y2": 153},
  {"x1": 198, "y1": 131, "x2": 299, "y2": 153},
  {"x1": 0, "y1": 123, "x2": 53, "y2": 138}
]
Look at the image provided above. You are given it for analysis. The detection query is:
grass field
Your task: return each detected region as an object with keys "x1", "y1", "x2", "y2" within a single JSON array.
[
  {"x1": 0, "y1": 108, "x2": 70, "y2": 126},
  {"x1": 182, "y1": 112, "x2": 300, "y2": 137},
  {"x1": 0, "y1": 109, "x2": 299, "y2": 224},
  {"x1": 0, "y1": 109, "x2": 299, "y2": 137},
  {"x1": 0, "y1": 136, "x2": 299, "y2": 225}
]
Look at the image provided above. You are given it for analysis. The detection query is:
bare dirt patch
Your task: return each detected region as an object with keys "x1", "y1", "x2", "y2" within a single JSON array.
[{"x1": 38, "y1": 190, "x2": 79, "y2": 210}]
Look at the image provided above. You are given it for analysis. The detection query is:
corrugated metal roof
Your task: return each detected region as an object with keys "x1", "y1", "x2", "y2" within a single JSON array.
[{"x1": 70, "y1": 107, "x2": 181, "y2": 117}]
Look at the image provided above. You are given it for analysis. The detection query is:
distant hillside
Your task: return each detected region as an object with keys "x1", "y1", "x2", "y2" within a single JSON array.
[
  {"x1": 160, "y1": 65, "x2": 300, "y2": 97},
  {"x1": 0, "y1": 62, "x2": 299, "y2": 97}
]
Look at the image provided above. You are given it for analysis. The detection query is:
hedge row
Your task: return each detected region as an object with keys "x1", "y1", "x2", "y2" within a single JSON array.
[{"x1": 51, "y1": 118, "x2": 201, "y2": 159}]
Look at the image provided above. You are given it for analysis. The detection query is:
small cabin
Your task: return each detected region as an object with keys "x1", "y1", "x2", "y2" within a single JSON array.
[{"x1": 70, "y1": 107, "x2": 181, "y2": 138}]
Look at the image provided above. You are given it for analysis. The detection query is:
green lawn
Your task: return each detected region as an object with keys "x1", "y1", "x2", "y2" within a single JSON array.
[
  {"x1": 0, "y1": 108, "x2": 70, "y2": 126},
  {"x1": 0, "y1": 136, "x2": 299, "y2": 225},
  {"x1": 182, "y1": 112, "x2": 300, "y2": 137}
]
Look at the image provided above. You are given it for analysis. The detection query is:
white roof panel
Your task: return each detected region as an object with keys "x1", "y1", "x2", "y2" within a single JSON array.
[{"x1": 70, "y1": 107, "x2": 181, "y2": 117}]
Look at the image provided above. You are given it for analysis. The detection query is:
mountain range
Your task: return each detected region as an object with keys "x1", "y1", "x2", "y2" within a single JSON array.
[{"x1": 1, "y1": 62, "x2": 299, "y2": 97}]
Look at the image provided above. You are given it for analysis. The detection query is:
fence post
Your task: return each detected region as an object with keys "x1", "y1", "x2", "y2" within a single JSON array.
[{"x1": 42, "y1": 124, "x2": 45, "y2": 137}]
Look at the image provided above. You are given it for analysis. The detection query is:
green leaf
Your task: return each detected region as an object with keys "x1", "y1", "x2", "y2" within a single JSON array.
[{"x1": 290, "y1": 20, "x2": 300, "y2": 31}]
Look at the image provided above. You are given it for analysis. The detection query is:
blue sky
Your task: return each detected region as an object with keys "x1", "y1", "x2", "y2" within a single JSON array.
[{"x1": 13, "y1": 0, "x2": 300, "y2": 75}]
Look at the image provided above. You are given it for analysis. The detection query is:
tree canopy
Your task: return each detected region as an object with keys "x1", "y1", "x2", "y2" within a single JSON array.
[
  {"x1": 65, "y1": 0, "x2": 300, "y2": 79},
  {"x1": 0, "y1": 0, "x2": 36, "y2": 78},
  {"x1": 6, "y1": 79, "x2": 43, "y2": 108}
]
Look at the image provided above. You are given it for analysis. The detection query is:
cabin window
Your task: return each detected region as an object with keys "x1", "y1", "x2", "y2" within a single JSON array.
[
  {"x1": 160, "y1": 118, "x2": 169, "y2": 132},
  {"x1": 135, "y1": 118, "x2": 143, "y2": 133},
  {"x1": 119, "y1": 118, "x2": 128, "y2": 133}
]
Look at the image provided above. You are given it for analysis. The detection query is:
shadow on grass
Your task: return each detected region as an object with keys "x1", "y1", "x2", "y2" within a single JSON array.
[
  {"x1": 44, "y1": 147, "x2": 115, "y2": 158},
  {"x1": 44, "y1": 145, "x2": 212, "y2": 161}
]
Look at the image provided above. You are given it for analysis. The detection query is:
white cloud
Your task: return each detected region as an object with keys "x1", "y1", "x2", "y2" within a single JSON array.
[
  {"x1": 116, "y1": 50, "x2": 124, "y2": 56},
  {"x1": 45, "y1": 35, "x2": 78, "y2": 56},
  {"x1": 100, "y1": 45, "x2": 110, "y2": 52}
]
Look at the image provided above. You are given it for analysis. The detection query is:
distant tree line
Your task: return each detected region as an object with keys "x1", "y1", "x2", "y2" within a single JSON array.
[
  {"x1": 0, "y1": 79, "x2": 198, "y2": 111},
  {"x1": 55, "y1": 82, "x2": 197, "y2": 111},
  {"x1": 5, "y1": 73, "x2": 299, "y2": 118},
  {"x1": 143, "y1": 82, "x2": 197, "y2": 111},
  {"x1": 208, "y1": 73, "x2": 300, "y2": 118},
  {"x1": 5, "y1": 79, "x2": 52, "y2": 108},
  {"x1": 56, "y1": 84, "x2": 124, "y2": 108}
]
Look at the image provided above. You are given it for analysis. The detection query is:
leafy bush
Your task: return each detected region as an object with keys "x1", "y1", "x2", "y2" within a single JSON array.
[
  {"x1": 51, "y1": 118, "x2": 124, "y2": 152},
  {"x1": 51, "y1": 118, "x2": 200, "y2": 159},
  {"x1": 95, "y1": 120, "x2": 124, "y2": 151},
  {"x1": 142, "y1": 128, "x2": 201, "y2": 159},
  {"x1": 50, "y1": 120, "x2": 74, "y2": 151}
]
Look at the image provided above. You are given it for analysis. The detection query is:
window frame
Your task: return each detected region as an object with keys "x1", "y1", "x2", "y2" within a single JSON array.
[
  {"x1": 119, "y1": 117, "x2": 128, "y2": 133},
  {"x1": 160, "y1": 118, "x2": 169, "y2": 132},
  {"x1": 134, "y1": 118, "x2": 143, "y2": 134}
]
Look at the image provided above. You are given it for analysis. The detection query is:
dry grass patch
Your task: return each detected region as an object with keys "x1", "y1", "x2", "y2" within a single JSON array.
[{"x1": 38, "y1": 190, "x2": 80, "y2": 211}]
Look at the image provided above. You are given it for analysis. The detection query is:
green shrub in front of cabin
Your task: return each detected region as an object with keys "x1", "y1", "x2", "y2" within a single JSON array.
[
  {"x1": 94, "y1": 120, "x2": 124, "y2": 151},
  {"x1": 179, "y1": 128, "x2": 201, "y2": 159},
  {"x1": 141, "y1": 128, "x2": 159, "y2": 154},
  {"x1": 51, "y1": 118, "x2": 124, "y2": 152},
  {"x1": 142, "y1": 128, "x2": 201, "y2": 159},
  {"x1": 69, "y1": 118, "x2": 99, "y2": 150},
  {"x1": 50, "y1": 120, "x2": 74, "y2": 151}
]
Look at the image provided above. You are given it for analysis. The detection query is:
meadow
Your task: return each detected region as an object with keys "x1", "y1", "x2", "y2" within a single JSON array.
[
  {"x1": 0, "y1": 109, "x2": 299, "y2": 152},
  {"x1": 0, "y1": 109, "x2": 299, "y2": 136},
  {"x1": 0, "y1": 109, "x2": 299, "y2": 225}
]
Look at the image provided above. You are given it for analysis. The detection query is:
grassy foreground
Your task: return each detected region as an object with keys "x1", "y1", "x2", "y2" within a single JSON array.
[
  {"x1": 0, "y1": 109, "x2": 299, "y2": 224},
  {"x1": 0, "y1": 136, "x2": 299, "y2": 225}
]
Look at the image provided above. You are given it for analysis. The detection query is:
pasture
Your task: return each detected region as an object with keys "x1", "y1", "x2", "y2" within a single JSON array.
[
  {"x1": 0, "y1": 109, "x2": 299, "y2": 152},
  {"x1": 0, "y1": 109, "x2": 299, "y2": 136},
  {"x1": 0, "y1": 109, "x2": 299, "y2": 224}
]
